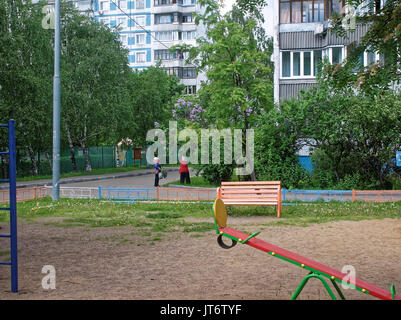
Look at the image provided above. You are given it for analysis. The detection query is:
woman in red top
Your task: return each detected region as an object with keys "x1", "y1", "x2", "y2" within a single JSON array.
[{"x1": 179, "y1": 156, "x2": 190, "y2": 184}]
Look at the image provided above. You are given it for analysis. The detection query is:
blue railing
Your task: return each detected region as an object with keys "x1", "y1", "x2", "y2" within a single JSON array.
[
  {"x1": 282, "y1": 189, "x2": 353, "y2": 202},
  {"x1": 98, "y1": 186, "x2": 156, "y2": 202},
  {"x1": 0, "y1": 120, "x2": 18, "y2": 293}
]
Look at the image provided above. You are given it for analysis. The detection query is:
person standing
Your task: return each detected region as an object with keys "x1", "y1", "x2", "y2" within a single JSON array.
[
  {"x1": 154, "y1": 157, "x2": 161, "y2": 187},
  {"x1": 179, "y1": 156, "x2": 190, "y2": 184}
]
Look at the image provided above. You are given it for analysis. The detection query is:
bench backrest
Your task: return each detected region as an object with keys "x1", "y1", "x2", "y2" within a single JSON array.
[{"x1": 217, "y1": 181, "x2": 282, "y2": 217}]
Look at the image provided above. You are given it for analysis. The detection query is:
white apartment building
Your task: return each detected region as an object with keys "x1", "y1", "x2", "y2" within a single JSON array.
[
  {"x1": 46, "y1": 0, "x2": 206, "y2": 95},
  {"x1": 271, "y1": 0, "x2": 386, "y2": 103}
]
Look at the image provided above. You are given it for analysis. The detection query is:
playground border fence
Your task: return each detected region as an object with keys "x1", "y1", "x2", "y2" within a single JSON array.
[{"x1": 3, "y1": 186, "x2": 401, "y2": 203}]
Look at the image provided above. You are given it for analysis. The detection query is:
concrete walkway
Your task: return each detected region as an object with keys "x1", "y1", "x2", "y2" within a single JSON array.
[{"x1": 0, "y1": 166, "x2": 197, "y2": 190}]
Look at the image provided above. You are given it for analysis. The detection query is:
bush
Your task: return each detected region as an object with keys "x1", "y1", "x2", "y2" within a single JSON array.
[{"x1": 196, "y1": 164, "x2": 234, "y2": 185}]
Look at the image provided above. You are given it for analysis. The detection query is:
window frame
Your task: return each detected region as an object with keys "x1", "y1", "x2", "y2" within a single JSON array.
[
  {"x1": 280, "y1": 46, "x2": 346, "y2": 79},
  {"x1": 99, "y1": 0, "x2": 108, "y2": 11},
  {"x1": 134, "y1": 15, "x2": 146, "y2": 27},
  {"x1": 135, "y1": 33, "x2": 146, "y2": 44},
  {"x1": 119, "y1": 0, "x2": 127, "y2": 9},
  {"x1": 117, "y1": 17, "x2": 127, "y2": 28},
  {"x1": 136, "y1": 51, "x2": 147, "y2": 63},
  {"x1": 136, "y1": 0, "x2": 145, "y2": 9},
  {"x1": 280, "y1": 0, "x2": 345, "y2": 24}
]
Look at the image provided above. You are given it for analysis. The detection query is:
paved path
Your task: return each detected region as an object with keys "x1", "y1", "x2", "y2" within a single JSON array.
[{"x1": 1, "y1": 166, "x2": 197, "y2": 190}]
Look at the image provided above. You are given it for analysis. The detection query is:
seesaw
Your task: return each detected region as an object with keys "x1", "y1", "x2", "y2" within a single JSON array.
[{"x1": 212, "y1": 198, "x2": 400, "y2": 300}]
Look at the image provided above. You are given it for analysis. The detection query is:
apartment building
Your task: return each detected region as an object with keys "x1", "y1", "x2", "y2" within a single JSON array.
[
  {"x1": 46, "y1": 0, "x2": 205, "y2": 95},
  {"x1": 271, "y1": 0, "x2": 384, "y2": 103}
]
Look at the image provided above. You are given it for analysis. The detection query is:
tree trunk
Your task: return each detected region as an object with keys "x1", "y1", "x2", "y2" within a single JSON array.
[
  {"x1": 27, "y1": 144, "x2": 38, "y2": 176},
  {"x1": 115, "y1": 146, "x2": 121, "y2": 168},
  {"x1": 45, "y1": 151, "x2": 52, "y2": 171},
  {"x1": 80, "y1": 141, "x2": 92, "y2": 172},
  {"x1": 64, "y1": 122, "x2": 78, "y2": 171}
]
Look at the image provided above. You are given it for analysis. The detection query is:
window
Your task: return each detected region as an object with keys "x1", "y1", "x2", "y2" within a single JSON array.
[
  {"x1": 302, "y1": 1, "x2": 312, "y2": 22},
  {"x1": 100, "y1": 1, "x2": 108, "y2": 11},
  {"x1": 282, "y1": 51, "x2": 291, "y2": 77},
  {"x1": 332, "y1": 47, "x2": 343, "y2": 64},
  {"x1": 155, "y1": 31, "x2": 173, "y2": 41},
  {"x1": 134, "y1": 16, "x2": 146, "y2": 26},
  {"x1": 135, "y1": 33, "x2": 146, "y2": 44},
  {"x1": 281, "y1": 48, "x2": 343, "y2": 78},
  {"x1": 291, "y1": 1, "x2": 302, "y2": 23},
  {"x1": 303, "y1": 51, "x2": 311, "y2": 75},
  {"x1": 118, "y1": 17, "x2": 127, "y2": 28},
  {"x1": 155, "y1": 49, "x2": 176, "y2": 60},
  {"x1": 136, "y1": 0, "x2": 145, "y2": 9},
  {"x1": 185, "y1": 85, "x2": 197, "y2": 95},
  {"x1": 330, "y1": 0, "x2": 343, "y2": 16},
  {"x1": 155, "y1": 14, "x2": 173, "y2": 24},
  {"x1": 119, "y1": 0, "x2": 127, "y2": 9},
  {"x1": 182, "y1": 0, "x2": 196, "y2": 4},
  {"x1": 366, "y1": 51, "x2": 377, "y2": 65},
  {"x1": 120, "y1": 35, "x2": 128, "y2": 45},
  {"x1": 280, "y1": 0, "x2": 343, "y2": 23},
  {"x1": 154, "y1": 0, "x2": 175, "y2": 5},
  {"x1": 313, "y1": 49, "x2": 322, "y2": 76},
  {"x1": 100, "y1": 17, "x2": 109, "y2": 25},
  {"x1": 182, "y1": 14, "x2": 193, "y2": 23},
  {"x1": 79, "y1": 1, "x2": 91, "y2": 11},
  {"x1": 313, "y1": 0, "x2": 324, "y2": 22},
  {"x1": 280, "y1": 0, "x2": 290, "y2": 23},
  {"x1": 293, "y1": 52, "x2": 301, "y2": 76},
  {"x1": 181, "y1": 31, "x2": 196, "y2": 40},
  {"x1": 136, "y1": 52, "x2": 146, "y2": 63},
  {"x1": 163, "y1": 67, "x2": 196, "y2": 79},
  {"x1": 182, "y1": 67, "x2": 196, "y2": 78}
]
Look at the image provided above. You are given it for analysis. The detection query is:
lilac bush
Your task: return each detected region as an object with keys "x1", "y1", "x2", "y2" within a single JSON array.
[{"x1": 172, "y1": 98, "x2": 206, "y2": 124}]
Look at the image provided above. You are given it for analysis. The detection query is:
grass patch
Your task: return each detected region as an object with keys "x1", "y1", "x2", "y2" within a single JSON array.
[
  {"x1": 0, "y1": 250, "x2": 11, "y2": 256},
  {"x1": 165, "y1": 176, "x2": 218, "y2": 188}
]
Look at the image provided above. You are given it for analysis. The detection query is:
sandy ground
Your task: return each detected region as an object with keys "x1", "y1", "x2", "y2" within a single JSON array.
[{"x1": 0, "y1": 217, "x2": 400, "y2": 300}]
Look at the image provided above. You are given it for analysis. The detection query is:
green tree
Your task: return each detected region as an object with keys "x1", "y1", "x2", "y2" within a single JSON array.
[
  {"x1": 60, "y1": 3, "x2": 132, "y2": 172},
  {"x1": 254, "y1": 106, "x2": 308, "y2": 189},
  {"x1": 127, "y1": 66, "x2": 184, "y2": 147},
  {"x1": 331, "y1": 0, "x2": 401, "y2": 87},
  {"x1": 189, "y1": 1, "x2": 274, "y2": 130},
  {"x1": 288, "y1": 63, "x2": 401, "y2": 189},
  {"x1": 0, "y1": 0, "x2": 53, "y2": 176}
]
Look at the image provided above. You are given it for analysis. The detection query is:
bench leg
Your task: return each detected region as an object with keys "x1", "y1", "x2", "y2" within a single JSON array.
[{"x1": 290, "y1": 272, "x2": 343, "y2": 300}]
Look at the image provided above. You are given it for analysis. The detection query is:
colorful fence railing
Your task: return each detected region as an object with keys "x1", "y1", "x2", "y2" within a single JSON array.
[
  {"x1": 97, "y1": 186, "x2": 216, "y2": 202},
  {"x1": 352, "y1": 190, "x2": 401, "y2": 202},
  {"x1": 9, "y1": 186, "x2": 401, "y2": 204},
  {"x1": 282, "y1": 189, "x2": 401, "y2": 203},
  {"x1": 282, "y1": 189, "x2": 353, "y2": 202},
  {"x1": 0, "y1": 186, "x2": 47, "y2": 203}
]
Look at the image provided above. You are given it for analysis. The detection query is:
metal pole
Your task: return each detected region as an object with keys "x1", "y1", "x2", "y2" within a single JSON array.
[
  {"x1": 52, "y1": 0, "x2": 61, "y2": 200},
  {"x1": 8, "y1": 119, "x2": 18, "y2": 293}
]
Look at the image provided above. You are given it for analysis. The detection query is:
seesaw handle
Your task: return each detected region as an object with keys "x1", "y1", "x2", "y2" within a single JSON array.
[
  {"x1": 391, "y1": 284, "x2": 396, "y2": 300},
  {"x1": 241, "y1": 231, "x2": 261, "y2": 244}
]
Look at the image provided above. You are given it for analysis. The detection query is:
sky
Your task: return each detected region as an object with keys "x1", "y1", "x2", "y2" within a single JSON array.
[{"x1": 220, "y1": 0, "x2": 275, "y2": 38}]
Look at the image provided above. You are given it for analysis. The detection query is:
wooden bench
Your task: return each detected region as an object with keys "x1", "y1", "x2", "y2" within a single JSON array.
[{"x1": 216, "y1": 181, "x2": 282, "y2": 218}]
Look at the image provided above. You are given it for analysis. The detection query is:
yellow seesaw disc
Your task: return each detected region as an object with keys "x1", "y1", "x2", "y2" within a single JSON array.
[{"x1": 214, "y1": 198, "x2": 227, "y2": 228}]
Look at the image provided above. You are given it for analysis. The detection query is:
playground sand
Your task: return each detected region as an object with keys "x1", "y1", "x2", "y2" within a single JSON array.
[{"x1": 0, "y1": 217, "x2": 400, "y2": 300}]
